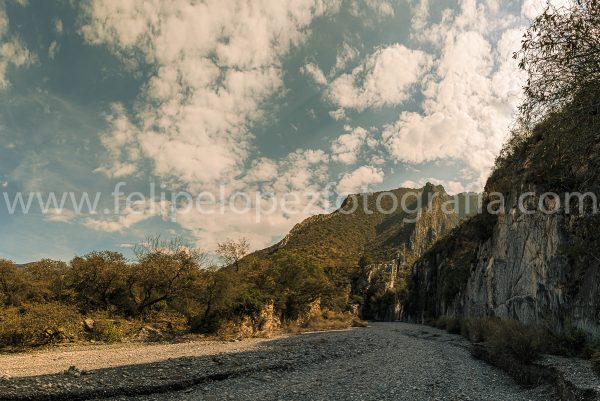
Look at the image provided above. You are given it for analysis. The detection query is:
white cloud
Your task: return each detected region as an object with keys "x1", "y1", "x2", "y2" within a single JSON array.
[
  {"x1": 410, "y1": 0, "x2": 430, "y2": 33},
  {"x1": 336, "y1": 165, "x2": 384, "y2": 194},
  {"x1": 331, "y1": 42, "x2": 359, "y2": 74},
  {"x1": 94, "y1": 103, "x2": 139, "y2": 177},
  {"x1": 0, "y1": 3, "x2": 35, "y2": 89},
  {"x1": 54, "y1": 17, "x2": 63, "y2": 35},
  {"x1": 329, "y1": 108, "x2": 347, "y2": 121},
  {"x1": 48, "y1": 41, "x2": 59, "y2": 59},
  {"x1": 349, "y1": 0, "x2": 395, "y2": 17},
  {"x1": 328, "y1": 44, "x2": 432, "y2": 111},
  {"x1": 367, "y1": 0, "x2": 395, "y2": 16},
  {"x1": 81, "y1": 0, "x2": 341, "y2": 188},
  {"x1": 44, "y1": 208, "x2": 76, "y2": 224},
  {"x1": 331, "y1": 125, "x2": 369, "y2": 165},
  {"x1": 301, "y1": 62, "x2": 328, "y2": 86},
  {"x1": 83, "y1": 199, "x2": 169, "y2": 233},
  {"x1": 245, "y1": 158, "x2": 279, "y2": 182},
  {"x1": 177, "y1": 148, "x2": 333, "y2": 251},
  {"x1": 383, "y1": 2, "x2": 527, "y2": 187},
  {"x1": 270, "y1": 149, "x2": 330, "y2": 193}
]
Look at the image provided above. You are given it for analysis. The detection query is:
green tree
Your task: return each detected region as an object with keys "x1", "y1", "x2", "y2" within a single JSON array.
[
  {"x1": 69, "y1": 251, "x2": 127, "y2": 311},
  {"x1": 0, "y1": 259, "x2": 34, "y2": 306},
  {"x1": 516, "y1": 0, "x2": 600, "y2": 123},
  {"x1": 129, "y1": 235, "x2": 207, "y2": 316}
]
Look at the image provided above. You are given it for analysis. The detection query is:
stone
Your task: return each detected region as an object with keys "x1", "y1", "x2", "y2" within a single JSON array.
[{"x1": 83, "y1": 319, "x2": 95, "y2": 332}]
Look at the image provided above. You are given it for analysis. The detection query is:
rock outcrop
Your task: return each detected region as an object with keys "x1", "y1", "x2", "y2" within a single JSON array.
[
  {"x1": 353, "y1": 185, "x2": 470, "y2": 321},
  {"x1": 405, "y1": 97, "x2": 600, "y2": 336},
  {"x1": 407, "y1": 192, "x2": 600, "y2": 336}
]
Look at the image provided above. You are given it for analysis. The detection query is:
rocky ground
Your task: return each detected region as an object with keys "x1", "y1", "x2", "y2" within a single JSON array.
[{"x1": 0, "y1": 323, "x2": 558, "y2": 401}]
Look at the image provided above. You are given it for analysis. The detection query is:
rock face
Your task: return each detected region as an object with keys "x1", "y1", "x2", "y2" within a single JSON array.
[
  {"x1": 406, "y1": 94, "x2": 600, "y2": 336},
  {"x1": 354, "y1": 185, "x2": 468, "y2": 321},
  {"x1": 407, "y1": 190, "x2": 600, "y2": 336}
]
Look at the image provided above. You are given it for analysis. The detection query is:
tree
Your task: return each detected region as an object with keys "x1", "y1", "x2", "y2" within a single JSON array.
[
  {"x1": 69, "y1": 251, "x2": 128, "y2": 311},
  {"x1": 0, "y1": 259, "x2": 34, "y2": 306},
  {"x1": 129, "y1": 235, "x2": 208, "y2": 316},
  {"x1": 26, "y1": 259, "x2": 71, "y2": 302},
  {"x1": 216, "y1": 237, "x2": 250, "y2": 272},
  {"x1": 515, "y1": 0, "x2": 600, "y2": 124}
]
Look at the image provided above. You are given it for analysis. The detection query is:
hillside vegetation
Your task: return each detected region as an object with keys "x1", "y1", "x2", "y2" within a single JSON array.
[{"x1": 249, "y1": 184, "x2": 467, "y2": 268}]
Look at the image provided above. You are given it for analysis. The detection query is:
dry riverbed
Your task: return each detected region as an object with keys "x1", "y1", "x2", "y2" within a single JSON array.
[{"x1": 0, "y1": 323, "x2": 560, "y2": 401}]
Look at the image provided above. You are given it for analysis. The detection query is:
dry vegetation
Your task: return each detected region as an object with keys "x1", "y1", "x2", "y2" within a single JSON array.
[
  {"x1": 0, "y1": 236, "x2": 363, "y2": 351},
  {"x1": 430, "y1": 316, "x2": 600, "y2": 381}
]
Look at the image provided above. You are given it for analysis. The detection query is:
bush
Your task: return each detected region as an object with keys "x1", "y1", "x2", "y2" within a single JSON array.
[
  {"x1": 483, "y1": 319, "x2": 548, "y2": 364},
  {"x1": 287, "y1": 310, "x2": 360, "y2": 333},
  {"x1": 552, "y1": 324, "x2": 589, "y2": 357},
  {"x1": 433, "y1": 317, "x2": 447, "y2": 330},
  {"x1": 91, "y1": 320, "x2": 123, "y2": 343},
  {"x1": 0, "y1": 302, "x2": 84, "y2": 349},
  {"x1": 462, "y1": 319, "x2": 489, "y2": 343},
  {"x1": 591, "y1": 351, "x2": 600, "y2": 376},
  {"x1": 445, "y1": 318, "x2": 461, "y2": 334}
]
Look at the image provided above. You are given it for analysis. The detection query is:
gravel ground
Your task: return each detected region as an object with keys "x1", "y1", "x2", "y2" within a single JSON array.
[
  {"x1": 0, "y1": 323, "x2": 555, "y2": 401},
  {"x1": 0, "y1": 323, "x2": 554, "y2": 401},
  {"x1": 0, "y1": 336, "x2": 277, "y2": 378},
  {"x1": 109, "y1": 323, "x2": 552, "y2": 401}
]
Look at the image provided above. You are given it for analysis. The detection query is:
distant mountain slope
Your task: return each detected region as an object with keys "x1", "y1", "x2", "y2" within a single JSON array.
[{"x1": 247, "y1": 184, "x2": 477, "y2": 270}]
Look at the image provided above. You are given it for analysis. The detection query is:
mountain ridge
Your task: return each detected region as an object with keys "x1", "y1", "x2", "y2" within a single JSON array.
[{"x1": 245, "y1": 183, "x2": 476, "y2": 270}]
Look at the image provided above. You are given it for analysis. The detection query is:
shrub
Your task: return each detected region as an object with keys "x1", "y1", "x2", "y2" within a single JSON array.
[
  {"x1": 287, "y1": 310, "x2": 360, "y2": 333},
  {"x1": 445, "y1": 318, "x2": 461, "y2": 334},
  {"x1": 0, "y1": 302, "x2": 83, "y2": 349},
  {"x1": 552, "y1": 324, "x2": 589, "y2": 357},
  {"x1": 591, "y1": 351, "x2": 600, "y2": 376},
  {"x1": 485, "y1": 319, "x2": 548, "y2": 364},
  {"x1": 91, "y1": 320, "x2": 123, "y2": 343},
  {"x1": 463, "y1": 319, "x2": 489, "y2": 343},
  {"x1": 434, "y1": 317, "x2": 447, "y2": 330}
]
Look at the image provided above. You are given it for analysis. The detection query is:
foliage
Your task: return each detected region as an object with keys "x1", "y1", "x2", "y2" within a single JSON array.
[
  {"x1": 0, "y1": 302, "x2": 83, "y2": 348},
  {"x1": 69, "y1": 251, "x2": 128, "y2": 312},
  {"x1": 592, "y1": 351, "x2": 600, "y2": 376},
  {"x1": 515, "y1": 0, "x2": 600, "y2": 124},
  {"x1": 90, "y1": 320, "x2": 123, "y2": 343},
  {"x1": 216, "y1": 237, "x2": 250, "y2": 272},
  {"x1": 493, "y1": 0, "x2": 600, "y2": 194},
  {"x1": 285, "y1": 310, "x2": 364, "y2": 333}
]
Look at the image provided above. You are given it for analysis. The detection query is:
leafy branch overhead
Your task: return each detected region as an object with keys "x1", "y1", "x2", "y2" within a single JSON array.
[{"x1": 515, "y1": 0, "x2": 600, "y2": 124}]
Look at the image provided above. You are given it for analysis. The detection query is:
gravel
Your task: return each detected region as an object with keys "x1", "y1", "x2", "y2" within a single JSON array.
[
  {"x1": 0, "y1": 323, "x2": 554, "y2": 401},
  {"x1": 0, "y1": 337, "x2": 274, "y2": 378}
]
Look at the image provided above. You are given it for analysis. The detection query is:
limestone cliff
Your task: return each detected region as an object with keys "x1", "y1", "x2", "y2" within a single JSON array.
[
  {"x1": 405, "y1": 97, "x2": 600, "y2": 336},
  {"x1": 353, "y1": 185, "x2": 469, "y2": 321}
]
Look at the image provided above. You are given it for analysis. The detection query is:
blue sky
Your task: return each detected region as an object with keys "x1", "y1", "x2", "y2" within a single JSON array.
[{"x1": 0, "y1": 0, "x2": 554, "y2": 262}]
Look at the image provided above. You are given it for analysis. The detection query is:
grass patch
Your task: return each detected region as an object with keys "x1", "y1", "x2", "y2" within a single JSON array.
[
  {"x1": 286, "y1": 311, "x2": 366, "y2": 333},
  {"x1": 90, "y1": 320, "x2": 124, "y2": 343},
  {"x1": 0, "y1": 303, "x2": 84, "y2": 349}
]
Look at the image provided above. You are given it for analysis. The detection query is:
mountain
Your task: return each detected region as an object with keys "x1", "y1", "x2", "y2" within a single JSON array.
[
  {"x1": 247, "y1": 184, "x2": 475, "y2": 270},
  {"x1": 405, "y1": 91, "x2": 600, "y2": 336},
  {"x1": 242, "y1": 184, "x2": 480, "y2": 322}
]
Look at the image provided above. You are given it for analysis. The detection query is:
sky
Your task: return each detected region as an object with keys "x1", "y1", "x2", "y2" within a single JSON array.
[{"x1": 0, "y1": 0, "x2": 560, "y2": 263}]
